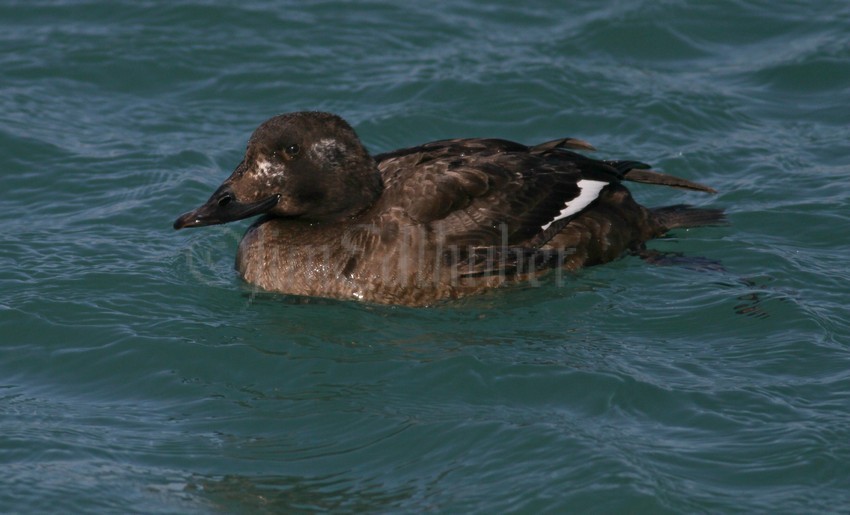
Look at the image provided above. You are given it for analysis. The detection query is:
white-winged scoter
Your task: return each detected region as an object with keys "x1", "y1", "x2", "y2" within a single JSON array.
[{"x1": 174, "y1": 111, "x2": 723, "y2": 306}]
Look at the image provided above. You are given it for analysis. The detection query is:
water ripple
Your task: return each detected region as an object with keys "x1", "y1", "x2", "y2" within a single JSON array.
[{"x1": 2, "y1": 0, "x2": 850, "y2": 512}]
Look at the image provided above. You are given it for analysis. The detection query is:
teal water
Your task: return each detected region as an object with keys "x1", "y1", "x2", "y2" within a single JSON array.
[{"x1": 2, "y1": 0, "x2": 850, "y2": 512}]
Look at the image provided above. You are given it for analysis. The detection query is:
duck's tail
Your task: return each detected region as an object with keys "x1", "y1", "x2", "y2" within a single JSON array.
[
  {"x1": 651, "y1": 204, "x2": 727, "y2": 230},
  {"x1": 613, "y1": 163, "x2": 717, "y2": 194},
  {"x1": 604, "y1": 162, "x2": 725, "y2": 229}
]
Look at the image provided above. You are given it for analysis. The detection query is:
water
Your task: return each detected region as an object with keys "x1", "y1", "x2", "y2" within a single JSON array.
[{"x1": 2, "y1": 0, "x2": 850, "y2": 512}]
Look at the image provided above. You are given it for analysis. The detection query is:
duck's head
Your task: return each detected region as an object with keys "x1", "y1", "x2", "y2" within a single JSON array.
[{"x1": 173, "y1": 112, "x2": 382, "y2": 230}]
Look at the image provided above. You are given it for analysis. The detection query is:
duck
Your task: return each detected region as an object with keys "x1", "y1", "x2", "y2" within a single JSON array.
[{"x1": 173, "y1": 111, "x2": 723, "y2": 306}]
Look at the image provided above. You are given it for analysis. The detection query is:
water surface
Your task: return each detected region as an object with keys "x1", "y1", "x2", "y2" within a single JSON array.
[{"x1": 2, "y1": 1, "x2": 849, "y2": 512}]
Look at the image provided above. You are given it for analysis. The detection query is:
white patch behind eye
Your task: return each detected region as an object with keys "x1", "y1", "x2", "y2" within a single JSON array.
[
  {"x1": 540, "y1": 179, "x2": 608, "y2": 231},
  {"x1": 311, "y1": 138, "x2": 345, "y2": 161}
]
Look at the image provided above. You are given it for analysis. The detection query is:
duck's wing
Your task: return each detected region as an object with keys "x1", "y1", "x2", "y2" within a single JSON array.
[
  {"x1": 373, "y1": 137, "x2": 718, "y2": 277},
  {"x1": 374, "y1": 138, "x2": 623, "y2": 248}
]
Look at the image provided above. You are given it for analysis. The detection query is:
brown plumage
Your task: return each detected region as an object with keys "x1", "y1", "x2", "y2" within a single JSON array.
[{"x1": 174, "y1": 111, "x2": 723, "y2": 306}]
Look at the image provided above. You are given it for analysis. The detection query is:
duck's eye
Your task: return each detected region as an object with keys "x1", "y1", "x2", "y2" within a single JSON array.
[{"x1": 284, "y1": 144, "x2": 300, "y2": 157}]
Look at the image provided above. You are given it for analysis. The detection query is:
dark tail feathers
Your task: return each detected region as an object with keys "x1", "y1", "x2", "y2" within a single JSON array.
[
  {"x1": 623, "y1": 168, "x2": 717, "y2": 194},
  {"x1": 652, "y1": 204, "x2": 727, "y2": 230}
]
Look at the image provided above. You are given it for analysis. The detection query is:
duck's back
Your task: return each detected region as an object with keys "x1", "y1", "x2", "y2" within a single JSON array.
[{"x1": 373, "y1": 138, "x2": 618, "y2": 247}]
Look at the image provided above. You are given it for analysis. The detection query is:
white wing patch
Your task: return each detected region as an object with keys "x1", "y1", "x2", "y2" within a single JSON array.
[{"x1": 540, "y1": 179, "x2": 608, "y2": 231}]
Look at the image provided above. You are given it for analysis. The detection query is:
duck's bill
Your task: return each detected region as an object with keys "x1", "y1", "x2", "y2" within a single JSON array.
[{"x1": 173, "y1": 193, "x2": 280, "y2": 230}]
